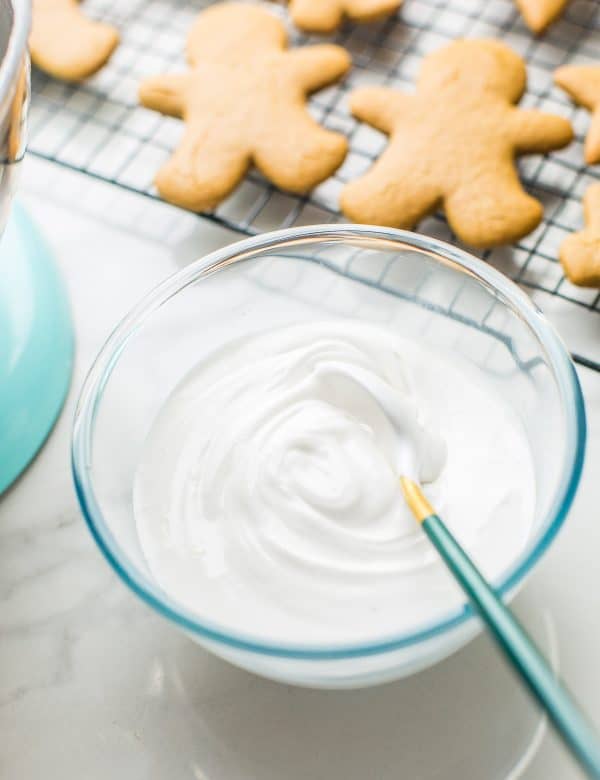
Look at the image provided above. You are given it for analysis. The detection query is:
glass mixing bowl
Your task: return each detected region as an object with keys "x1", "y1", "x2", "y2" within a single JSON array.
[{"x1": 72, "y1": 225, "x2": 585, "y2": 689}]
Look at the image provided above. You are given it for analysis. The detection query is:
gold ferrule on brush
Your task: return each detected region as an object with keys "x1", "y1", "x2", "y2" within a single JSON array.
[{"x1": 399, "y1": 477, "x2": 435, "y2": 523}]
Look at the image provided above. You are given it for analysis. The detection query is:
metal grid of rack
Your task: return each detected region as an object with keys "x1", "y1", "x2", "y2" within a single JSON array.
[{"x1": 27, "y1": 0, "x2": 600, "y2": 363}]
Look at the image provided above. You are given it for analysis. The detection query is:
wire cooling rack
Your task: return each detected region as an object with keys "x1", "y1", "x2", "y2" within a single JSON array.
[{"x1": 27, "y1": 0, "x2": 600, "y2": 367}]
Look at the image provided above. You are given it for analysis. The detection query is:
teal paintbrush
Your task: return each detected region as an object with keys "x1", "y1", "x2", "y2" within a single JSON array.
[
  {"x1": 319, "y1": 359, "x2": 600, "y2": 779},
  {"x1": 400, "y1": 477, "x2": 600, "y2": 780}
]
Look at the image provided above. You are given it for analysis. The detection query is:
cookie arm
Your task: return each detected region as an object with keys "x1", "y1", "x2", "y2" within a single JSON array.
[
  {"x1": 346, "y1": 0, "x2": 401, "y2": 21},
  {"x1": 286, "y1": 45, "x2": 351, "y2": 93},
  {"x1": 349, "y1": 87, "x2": 412, "y2": 134},
  {"x1": 584, "y1": 183, "x2": 600, "y2": 231},
  {"x1": 139, "y1": 74, "x2": 190, "y2": 118},
  {"x1": 560, "y1": 184, "x2": 600, "y2": 287},
  {"x1": 582, "y1": 111, "x2": 600, "y2": 165},
  {"x1": 555, "y1": 65, "x2": 600, "y2": 110},
  {"x1": 510, "y1": 109, "x2": 573, "y2": 154},
  {"x1": 288, "y1": 0, "x2": 344, "y2": 33}
]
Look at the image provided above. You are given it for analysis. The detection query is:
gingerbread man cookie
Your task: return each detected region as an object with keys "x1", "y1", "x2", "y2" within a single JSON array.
[
  {"x1": 138, "y1": 3, "x2": 350, "y2": 212},
  {"x1": 514, "y1": 0, "x2": 568, "y2": 34},
  {"x1": 555, "y1": 64, "x2": 600, "y2": 164},
  {"x1": 30, "y1": 0, "x2": 119, "y2": 81},
  {"x1": 560, "y1": 184, "x2": 600, "y2": 287},
  {"x1": 287, "y1": 0, "x2": 401, "y2": 33},
  {"x1": 341, "y1": 39, "x2": 573, "y2": 248}
]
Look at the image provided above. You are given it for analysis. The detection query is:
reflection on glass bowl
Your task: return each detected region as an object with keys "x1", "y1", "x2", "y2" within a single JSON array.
[{"x1": 72, "y1": 225, "x2": 585, "y2": 689}]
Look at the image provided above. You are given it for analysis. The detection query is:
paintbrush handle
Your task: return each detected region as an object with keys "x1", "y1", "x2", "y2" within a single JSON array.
[{"x1": 422, "y1": 512, "x2": 600, "y2": 779}]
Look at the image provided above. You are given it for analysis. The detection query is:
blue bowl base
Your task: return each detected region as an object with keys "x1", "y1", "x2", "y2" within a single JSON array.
[{"x1": 0, "y1": 203, "x2": 74, "y2": 493}]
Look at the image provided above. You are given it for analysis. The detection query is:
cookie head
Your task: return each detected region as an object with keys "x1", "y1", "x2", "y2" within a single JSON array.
[
  {"x1": 187, "y1": 3, "x2": 287, "y2": 66},
  {"x1": 419, "y1": 39, "x2": 526, "y2": 102}
]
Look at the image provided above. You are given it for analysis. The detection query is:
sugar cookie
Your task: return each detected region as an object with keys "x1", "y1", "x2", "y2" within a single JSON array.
[
  {"x1": 555, "y1": 64, "x2": 600, "y2": 164},
  {"x1": 341, "y1": 39, "x2": 573, "y2": 248},
  {"x1": 30, "y1": 0, "x2": 119, "y2": 81},
  {"x1": 287, "y1": 0, "x2": 401, "y2": 33},
  {"x1": 138, "y1": 3, "x2": 350, "y2": 212},
  {"x1": 514, "y1": 0, "x2": 568, "y2": 34},
  {"x1": 560, "y1": 184, "x2": 600, "y2": 287}
]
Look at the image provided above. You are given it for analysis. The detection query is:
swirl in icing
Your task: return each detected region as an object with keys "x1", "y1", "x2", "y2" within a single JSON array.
[{"x1": 134, "y1": 321, "x2": 535, "y2": 644}]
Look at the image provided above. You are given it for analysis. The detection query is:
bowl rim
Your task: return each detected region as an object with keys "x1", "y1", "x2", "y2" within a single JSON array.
[
  {"x1": 72, "y1": 224, "x2": 586, "y2": 660},
  {"x1": 0, "y1": 0, "x2": 30, "y2": 112}
]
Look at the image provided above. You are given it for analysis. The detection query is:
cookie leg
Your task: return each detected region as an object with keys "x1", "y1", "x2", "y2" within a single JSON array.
[
  {"x1": 155, "y1": 128, "x2": 250, "y2": 212},
  {"x1": 514, "y1": 0, "x2": 568, "y2": 33},
  {"x1": 444, "y1": 171, "x2": 542, "y2": 248},
  {"x1": 341, "y1": 154, "x2": 441, "y2": 227},
  {"x1": 30, "y1": 0, "x2": 119, "y2": 81},
  {"x1": 288, "y1": 0, "x2": 344, "y2": 33},
  {"x1": 253, "y1": 114, "x2": 348, "y2": 193}
]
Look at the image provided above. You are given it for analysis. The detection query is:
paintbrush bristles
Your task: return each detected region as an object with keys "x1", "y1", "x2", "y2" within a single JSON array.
[{"x1": 399, "y1": 477, "x2": 435, "y2": 524}]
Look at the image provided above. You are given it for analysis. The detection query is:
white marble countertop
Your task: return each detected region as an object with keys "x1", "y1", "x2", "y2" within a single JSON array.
[{"x1": 1, "y1": 157, "x2": 599, "y2": 779}]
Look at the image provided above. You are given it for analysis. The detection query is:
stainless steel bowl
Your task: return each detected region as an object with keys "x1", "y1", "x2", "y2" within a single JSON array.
[
  {"x1": 0, "y1": 0, "x2": 73, "y2": 496},
  {"x1": 0, "y1": 0, "x2": 29, "y2": 232}
]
